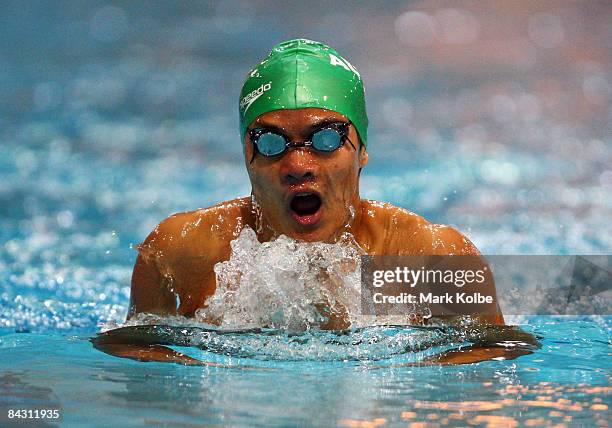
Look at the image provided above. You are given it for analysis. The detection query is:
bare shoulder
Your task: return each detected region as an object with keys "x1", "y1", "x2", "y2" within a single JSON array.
[
  {"x1": 361, "y1": 200, "x2": 479, "y2": 255},
  {"x1": 128, "y1": 197, "x2": 252, "y2": 318},
  {"x1": 137, "y1": 197, "x2": 253, "y2": 262}
]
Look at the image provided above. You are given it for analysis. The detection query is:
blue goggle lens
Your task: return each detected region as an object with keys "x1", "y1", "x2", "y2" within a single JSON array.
[
  {"x1": 311, "y1": 128, "x2": 342, "y2": 152},
  {"x1": 256, "y1": 132, "x2": 287, "y2": 156}
]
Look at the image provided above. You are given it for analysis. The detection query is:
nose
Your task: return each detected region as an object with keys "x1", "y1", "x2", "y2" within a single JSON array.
[{"x1": 280, "y1": 148, "x2": 317, "y2": 185}]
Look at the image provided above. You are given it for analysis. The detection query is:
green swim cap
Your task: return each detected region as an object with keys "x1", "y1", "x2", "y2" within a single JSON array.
[{"x1": 239, "y1": 38, "x2": 368, "y2": 146}]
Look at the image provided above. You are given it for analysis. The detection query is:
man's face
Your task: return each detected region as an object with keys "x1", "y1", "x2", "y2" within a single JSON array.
[{"x1": 245, "y1": 108, "x2": 368, "y2": 242}]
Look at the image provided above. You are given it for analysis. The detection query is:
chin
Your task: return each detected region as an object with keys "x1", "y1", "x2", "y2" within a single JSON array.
[{"x1": 283, "y1": 225, "x2": 337, "y2": 243}]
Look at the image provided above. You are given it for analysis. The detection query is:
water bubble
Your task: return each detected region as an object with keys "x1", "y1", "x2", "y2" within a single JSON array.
[
  {"x1": 480, "y1": 160, "x2": 520, "y2": 185},
  {"x1": 15, "y1": 150, "x2": 38, "y2": 174},
  {"x1": 395, "y1": 11, "x2": 437, "y2": 47},
  {"x1": 435, "y1": 8, "x2": 480, "y2": 44},
  {"x1": 56, "y1": 211, "x2": 74, "y2": 229}
]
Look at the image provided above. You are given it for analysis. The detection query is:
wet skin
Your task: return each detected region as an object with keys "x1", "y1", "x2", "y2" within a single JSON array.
[{"x1": 96, "y1": 108, "x2": 519, "y2": 365}]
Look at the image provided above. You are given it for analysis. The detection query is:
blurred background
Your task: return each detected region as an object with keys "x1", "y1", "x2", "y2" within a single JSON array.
[{"x1": 0, "y1": 1, "x2": 610, "y2": 329}]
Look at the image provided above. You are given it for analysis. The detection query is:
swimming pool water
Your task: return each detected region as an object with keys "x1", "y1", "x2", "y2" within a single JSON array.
[
  {"x1": 0, "y1": 319, "x2": 610, "y2": 426},
  {"x1": 1, "y1": 1, "x2": 610, "y2": 426}
]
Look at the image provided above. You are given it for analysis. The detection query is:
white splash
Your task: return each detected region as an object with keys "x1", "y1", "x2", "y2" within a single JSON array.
[{"x1": 195, "y1": 226, "x2": 366, "y2": 331}]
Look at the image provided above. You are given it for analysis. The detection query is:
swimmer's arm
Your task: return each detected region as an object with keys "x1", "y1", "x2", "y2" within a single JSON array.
[
  {"x1": 127, "y1": 253, "x2": 178, "y2": 318},
  {"x1": 416, "y1": 225, "x2": 511, "y2": 364},
  {"x1": 127, "y1": 209, "x2": 232, "y2": 319},
  {"x1": 104, "y1": 252, "x2": 190, "y2": 364},
  {"x1": 91, "y1": 222, "x2": 190, "y2": 363},
  {"x1": 416, "y1": 326, "x2": 539, "y2": 366},
  {"x1": 420, "y1": 326, "x2": 540, "y2": 365},
  {"x1": 128, "y1": 214, "x2": 192, "y2": 318},
  {"x1": 91, "y1": 325, "x2": 212, "y2": 366},
  {"x1": 92, "y1": 341, "x2": 208, "y2": 366},
  {"x1": 427, "y1": 225, "x2": 505, "y2": 325},
  {"x1": 418, "y1": 345, "x2": 535, "y2": 366}
]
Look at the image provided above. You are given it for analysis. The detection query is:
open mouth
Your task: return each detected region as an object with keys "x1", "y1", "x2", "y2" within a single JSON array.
[
  {"x1": 290, "y1": 193, "x2": 322, "y2": 216},
  {"x1": 289, "y1": 192, "x2": 322, "y2": 226}
]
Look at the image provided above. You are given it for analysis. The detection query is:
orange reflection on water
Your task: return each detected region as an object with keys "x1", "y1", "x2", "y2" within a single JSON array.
[
  {"x1": 338, "y1": 381, "x2": 608, "y2": 427},
  {"x1": 338, "y1": 417, "x2": 386, "y2": 428},
  {"x1": 471, "y1": 415, "x2": 518, "y2": 427},
  {"x1": 415, "y1": 399, "x2": 511, "y2": 411}
]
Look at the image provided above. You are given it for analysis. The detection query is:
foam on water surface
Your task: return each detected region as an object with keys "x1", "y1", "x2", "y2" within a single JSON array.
[{"x1": 99, "y1": 319, "x2": 541, "y2": 363}]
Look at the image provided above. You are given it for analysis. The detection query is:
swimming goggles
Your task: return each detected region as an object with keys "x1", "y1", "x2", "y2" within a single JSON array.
[{"x1": 248, "y1": 121, "x2": 356, "y2": 161}]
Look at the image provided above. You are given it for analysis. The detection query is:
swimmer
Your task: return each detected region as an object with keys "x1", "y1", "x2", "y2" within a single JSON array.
[{"x1": 95, "y1": 39, "x2": 525, "y2": 365}]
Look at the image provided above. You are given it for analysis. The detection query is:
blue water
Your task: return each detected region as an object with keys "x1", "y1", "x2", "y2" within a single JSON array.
[
  {"x1": 1, "y1": 1, "x2": 610, "y2": 427},
  {"x1": 1, "y1": 320, "x2": 610, "y2": 426}
]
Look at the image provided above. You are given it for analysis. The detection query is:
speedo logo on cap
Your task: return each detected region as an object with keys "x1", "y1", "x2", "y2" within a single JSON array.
[{"x1": 240, "y1": 82, "x2": 272, "y2": 113}]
